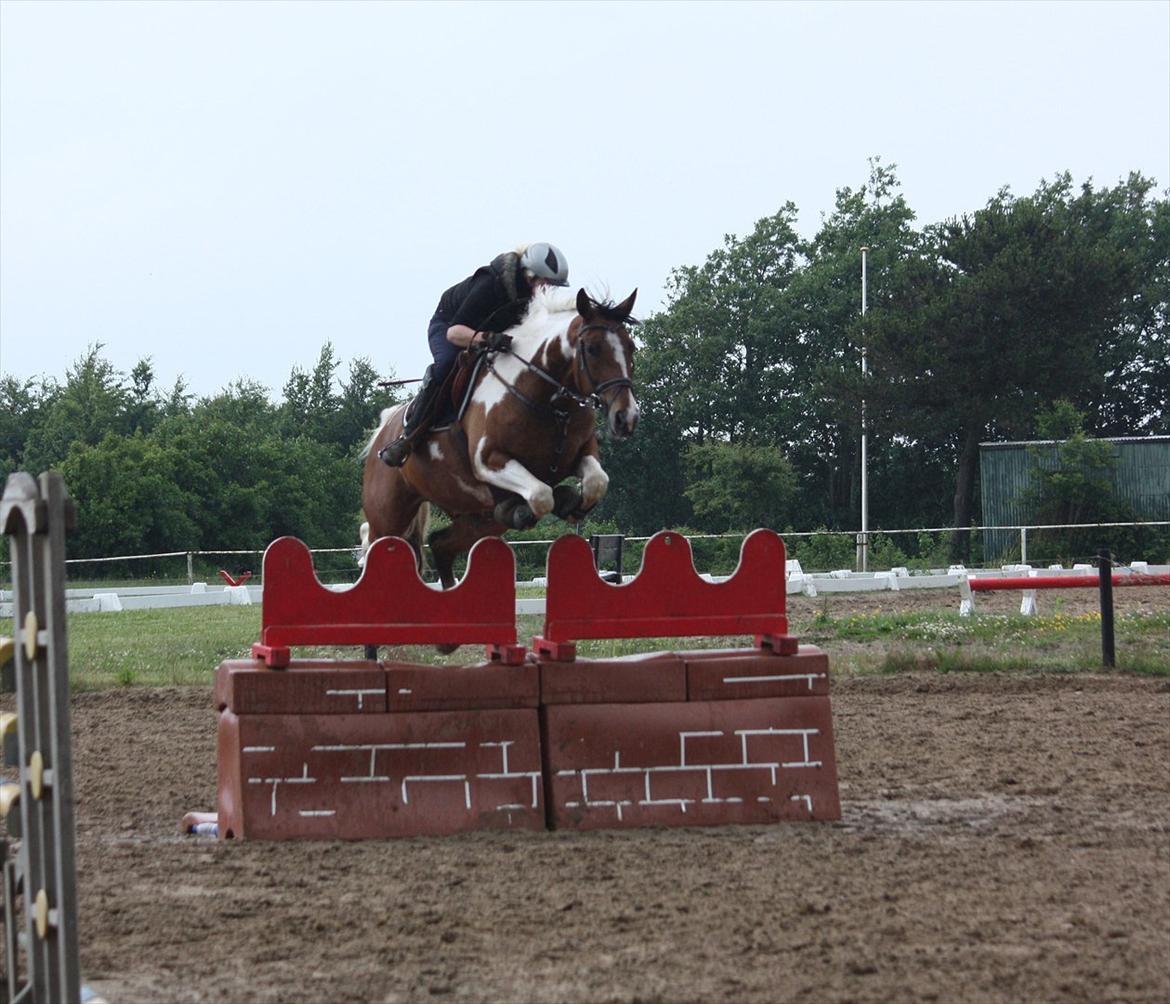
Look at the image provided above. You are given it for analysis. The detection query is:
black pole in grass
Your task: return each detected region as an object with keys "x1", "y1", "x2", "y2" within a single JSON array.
[{"x1": 1098, "y1": 548, "x2": 1115, "y2": 669}]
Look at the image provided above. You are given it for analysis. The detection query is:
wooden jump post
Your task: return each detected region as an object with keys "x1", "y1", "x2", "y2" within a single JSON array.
[{"x1": 1, "y1": 472, "x2": 83, "y2": 1004}]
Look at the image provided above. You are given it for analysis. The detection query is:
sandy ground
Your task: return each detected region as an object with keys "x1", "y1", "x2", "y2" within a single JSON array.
[
  {"x1": 38, "y1": 671, "x2": 1169, "y2": 1004},
  {"x1": 3, "y1": 584, "x2": 1168, "y2": 1003}
]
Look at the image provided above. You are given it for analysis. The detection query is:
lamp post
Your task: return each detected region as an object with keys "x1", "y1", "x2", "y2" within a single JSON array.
[{"x1": 857, "y1": 246, "x2": 869, "y2": 572}]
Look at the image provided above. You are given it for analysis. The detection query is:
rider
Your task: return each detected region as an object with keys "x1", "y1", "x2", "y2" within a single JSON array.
[{"x1": 378, "y1": 242, "x2": 570, "y2": 467}]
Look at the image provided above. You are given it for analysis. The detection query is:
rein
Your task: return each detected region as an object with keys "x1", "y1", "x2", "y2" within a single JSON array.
[{"x1": 482, "y1": 321, "x2": 631, "y2": 474}]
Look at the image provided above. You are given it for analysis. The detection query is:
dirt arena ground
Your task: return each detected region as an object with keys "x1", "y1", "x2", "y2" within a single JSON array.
[{"x1": 7, "y1": 588, "x2": 1170, "y2": 1003}]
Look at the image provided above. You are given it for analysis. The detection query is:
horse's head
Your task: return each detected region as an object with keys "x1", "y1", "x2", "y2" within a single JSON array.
[{"x1": 571, "y1": 288, "x2": 640, "y2": 440}]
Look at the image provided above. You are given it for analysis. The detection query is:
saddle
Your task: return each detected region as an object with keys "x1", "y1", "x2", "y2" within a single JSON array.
[{"x1": 426, "y1": 349, "x2": 489, "y2": 431}]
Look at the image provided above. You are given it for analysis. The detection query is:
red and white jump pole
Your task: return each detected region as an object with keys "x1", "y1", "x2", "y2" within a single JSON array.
[{"x1": 960, "y1": 554, "x2": 1169, "y2": 666}]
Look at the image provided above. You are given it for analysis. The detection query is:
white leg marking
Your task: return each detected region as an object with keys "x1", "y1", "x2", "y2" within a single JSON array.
[
  {"x1": 577, "y1": 454, "x2": 610, "y2": 508},
  {"x1": 474, "y1": 450, "x2": 554, "y2": 518}
]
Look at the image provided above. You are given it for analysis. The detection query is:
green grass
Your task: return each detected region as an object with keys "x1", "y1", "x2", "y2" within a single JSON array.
[
  {"x1": 55, "y1": 603, "x2": 1170, "y2": 690},
  {"x1": 67, "y1": 606, "x2": 263, "y2": 689},
  {"x1": 800, "y1": 608, "x2": 1169, "y2": 677}
]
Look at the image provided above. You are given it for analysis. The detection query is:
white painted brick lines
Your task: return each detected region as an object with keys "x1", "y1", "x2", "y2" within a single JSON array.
[
  {"x1": 247, "y1": 762, "x2": 317, "y2": 816},
  {"x1": 737, "y1": 727, "x2": 822, "y2": 769},
  {"x1": 324, "y1": 687, "x2": 385, "y2": 711},
  {"x1": 720, "y1": 671, "x2": 827, "y2": 691},
  {"x1": 479, "y1": 740, "x2": 542, "y2": 810},
  {"x1": 242, "y1": 735, "x2": 540, "y2": 818},
  {"x1": 559, "y1": 725, "x2": 824, "y2": 821}
]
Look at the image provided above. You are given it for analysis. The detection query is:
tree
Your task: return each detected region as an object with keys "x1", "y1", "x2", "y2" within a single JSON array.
[
  {"x1": 1019, "y1": 401, "x2": 1143, "y2": 562},
  {"x1": 601, "y1": 206, "x2": 806, "y2": 533},
  {"x1": 125, "y1": 359, "x2": 162, "y2": 435},
  {"x1": 59, "y1": 431, "x2": 197, "y2": 558},
  {"x1": 683, "y1": 442, "x2": 798, "y2": 532},
  {"x1": 335, "y1": 357, "x2": 402, "y2": 458},
  {"x1": 21, "y1": 345, "x2": 130, "y2": 472},
  {"x1": 0, "y1": 375, "x2": 57, "y2": 480},
  {"x1": 866, "y1": 173, "x2": 1165, "y2": 559},
  {"x1": 788, "y1": 158, "x2": 924, "y2": 530}
]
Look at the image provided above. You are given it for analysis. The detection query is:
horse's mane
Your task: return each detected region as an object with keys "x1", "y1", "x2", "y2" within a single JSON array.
[
  {"x1": 529, "y1": 284, "x2": 579, "y2": 317},
  {"x1": 514, "y1": 286, "x2": 639, "y2": 339},
  {"x1": 587, "y1": 296, "x2": 640, "y2": 326}
]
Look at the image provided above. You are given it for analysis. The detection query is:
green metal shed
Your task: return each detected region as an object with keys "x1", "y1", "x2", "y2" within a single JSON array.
[{"x1": 979, "y1": 436, "x2": 1170, "y2": 562}]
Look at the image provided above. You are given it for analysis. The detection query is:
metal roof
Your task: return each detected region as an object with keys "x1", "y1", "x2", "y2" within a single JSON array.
[{"x1": 980, "y1": 436, "x2": 1169, "y2": 448}]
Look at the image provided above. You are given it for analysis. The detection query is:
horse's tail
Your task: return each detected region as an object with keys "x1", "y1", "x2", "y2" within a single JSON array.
[
  {"x1": 358, "y1": 405, "x2": 404, "y2": 462},
  {"x1": 357, "y1": 520, "x2": 371, "y2": 568},
  {"x1": 357, "y1": 503, "x2": 429, "y2": 571}
]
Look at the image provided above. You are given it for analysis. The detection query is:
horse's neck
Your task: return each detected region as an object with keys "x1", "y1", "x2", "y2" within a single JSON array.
[{"x1": 513, "y1": 315, "x2": 581, "y2": 390}]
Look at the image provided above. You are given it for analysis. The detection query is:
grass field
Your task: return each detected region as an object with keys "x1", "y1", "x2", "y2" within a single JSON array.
[{"x1": 61, "y1": 599, "x2": 1170, "y2": 690}]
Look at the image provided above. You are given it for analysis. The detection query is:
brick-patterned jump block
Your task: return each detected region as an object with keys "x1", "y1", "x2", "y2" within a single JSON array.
[
  {"x1": 216, "y1": 659, "x2": 543, "y2": 840},
  {"x1": 215, "y1": 529, "x2": 839, "y2": 839}
]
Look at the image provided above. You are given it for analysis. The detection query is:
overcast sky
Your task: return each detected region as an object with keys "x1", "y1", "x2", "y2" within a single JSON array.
[{"x1": 2, "y1": 0, "x2": 1167, "y2": 400}]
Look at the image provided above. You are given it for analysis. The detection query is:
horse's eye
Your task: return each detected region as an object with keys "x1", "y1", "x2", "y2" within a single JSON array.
[{"x1": 587, "y1": 343, "x2": 601, "y2": 358}]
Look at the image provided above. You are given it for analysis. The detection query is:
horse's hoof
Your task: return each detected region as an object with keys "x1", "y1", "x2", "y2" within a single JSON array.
[
  {"x1": 493, "y1": 499, "x2": 514, "y2": 524},
  {"x1": 493, "y1": 498, "x2": 538, "y2": 530},
  {"x1": 552, "y1": 484, "x2": 584, "y2": 520},
  {"x1": 511, "y1": 503, "x2": 537, "y2": 530}
]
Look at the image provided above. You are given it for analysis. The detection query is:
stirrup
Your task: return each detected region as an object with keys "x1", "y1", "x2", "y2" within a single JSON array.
[{"x1": 379, "y1": 437, "x2": 412, "y2": 468}]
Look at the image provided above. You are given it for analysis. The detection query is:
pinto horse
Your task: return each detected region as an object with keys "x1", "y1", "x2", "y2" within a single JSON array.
[{"x1": 361, "y1": 287, "x2": 639, "y2": 589}]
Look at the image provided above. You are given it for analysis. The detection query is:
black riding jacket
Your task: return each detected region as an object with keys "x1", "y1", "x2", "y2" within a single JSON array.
[{"x1": 434, "y1": 252, "x2": 533, "y2": 334}]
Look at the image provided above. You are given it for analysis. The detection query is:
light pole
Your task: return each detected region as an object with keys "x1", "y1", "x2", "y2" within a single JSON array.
[{"x1": 857, "y1": 246, "x2": 869, "y2": 572}]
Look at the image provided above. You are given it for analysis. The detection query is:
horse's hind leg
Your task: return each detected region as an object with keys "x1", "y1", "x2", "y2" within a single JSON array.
[
  {"x1": 428, "y1": 513, "x2": 506, "y2": 590},
  {"x1": 426, "y1": 513, "x2": 506, "y2": 655}
]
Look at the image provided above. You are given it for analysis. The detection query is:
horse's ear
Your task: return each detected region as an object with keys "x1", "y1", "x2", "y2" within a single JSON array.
[
  {"x1": 615, "y1": 289, "x2": 637, "y2": 320},
  {"x1": 576, "y1": 287, "x2": 595, "y2": 319}
]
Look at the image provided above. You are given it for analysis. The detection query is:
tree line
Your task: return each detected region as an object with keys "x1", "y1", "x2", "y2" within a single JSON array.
[
  {"x1": 1, "y1": 161, "x2": 1165, "y2": 564},
  {"x1": 601, "y1": 162, "x2": 1167, "y2": 559},
  {"x1": 0, "y1": 346, "x2": 400, "y2": 560}
]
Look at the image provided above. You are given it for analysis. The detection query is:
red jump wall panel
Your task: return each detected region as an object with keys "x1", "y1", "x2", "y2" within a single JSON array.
[
  {"x1": 683, "y1": 646, "x2": 830, "y2": 701},
  {"x1": 214, "y1": 660, "x2": 387, "y2": 714},
  {"x1": 384, "y1": 661, "x2": 539, "y2": 712},
  {"x1": 539, "y1": 652, "x2": 687, "y2": 705},
  {"x1": 218, "y1": 707, "x2": 544, "y2": 840},
  {"x1": 544, "y1": 697, "x2": 839, "y2": 831}
]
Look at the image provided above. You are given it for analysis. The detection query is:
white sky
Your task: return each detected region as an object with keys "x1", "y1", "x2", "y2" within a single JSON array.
[{"x1": 2, "y1": 0, "x2": 1168, "y2": 399}]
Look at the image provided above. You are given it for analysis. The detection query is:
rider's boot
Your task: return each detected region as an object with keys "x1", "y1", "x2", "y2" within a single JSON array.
[{"x1": 379, "y1": 366, "x2": 442, "y2": 467}]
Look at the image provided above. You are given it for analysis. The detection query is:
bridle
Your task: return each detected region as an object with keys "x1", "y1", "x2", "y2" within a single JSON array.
[
  {"x1": 481, "y1": 320, "x2": 633, "y2": 473},
  {"x1": 485, "y1": 321, "x2": 633, "y2": 415},
  {"x1": 575, "y1": 323, "x2": 635, "y2": 407}
]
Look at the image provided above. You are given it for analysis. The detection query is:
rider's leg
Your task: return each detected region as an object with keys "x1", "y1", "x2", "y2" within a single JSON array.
[{"x1": 380, "y1": 318, "x2": 458, "y2": 467}]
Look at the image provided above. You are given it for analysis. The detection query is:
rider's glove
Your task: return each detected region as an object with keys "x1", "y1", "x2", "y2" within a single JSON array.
[{"x1": 483, "y1": 331, "x2": 513, "y2": 352}]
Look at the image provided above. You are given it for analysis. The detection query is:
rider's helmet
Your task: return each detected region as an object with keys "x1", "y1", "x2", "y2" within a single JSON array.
[{"x1": 521, "y1": 243, "x2": 570, "y2": 286}]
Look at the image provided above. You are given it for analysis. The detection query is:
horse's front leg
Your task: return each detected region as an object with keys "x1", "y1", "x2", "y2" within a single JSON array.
[
  {"x1": 550, "y1": 444, "x2": 610, "y2": 523},
  {"x1": 577, "y1": 443, "x2": 610, "y2": 512},
  {"x1": 473, "y1": 448, "x2": 555, "y2": 529}
]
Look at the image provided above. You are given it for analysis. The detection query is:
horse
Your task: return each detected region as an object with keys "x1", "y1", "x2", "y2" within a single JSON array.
[{"x1": 360, "y1": 286, "x2": 639, "y2": 589}]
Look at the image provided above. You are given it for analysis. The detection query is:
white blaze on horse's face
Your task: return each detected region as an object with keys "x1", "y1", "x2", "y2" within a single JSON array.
[{"x1": 603, "y1": 330, "x2": 639, "y2": 440}]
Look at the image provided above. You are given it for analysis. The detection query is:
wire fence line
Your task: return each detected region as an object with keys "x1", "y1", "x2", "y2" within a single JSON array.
[{"x1": 1, "y1": 520, "x2": 1165, "y2": 583}]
